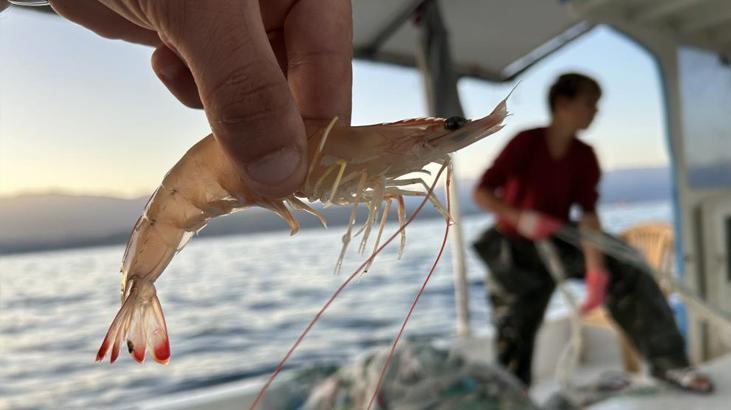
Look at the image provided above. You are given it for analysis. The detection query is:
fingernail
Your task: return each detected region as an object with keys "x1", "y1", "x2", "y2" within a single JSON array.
[{"x1": 245, "y1": 147, "x2": 302, "y2": 186}]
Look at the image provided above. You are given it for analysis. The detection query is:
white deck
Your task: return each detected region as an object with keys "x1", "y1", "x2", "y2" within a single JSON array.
[{"x1": 588, "y1": 354, "x2": 731, "y2": 410}]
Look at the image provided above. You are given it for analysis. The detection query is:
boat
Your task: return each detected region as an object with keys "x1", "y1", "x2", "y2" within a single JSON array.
[{"x1": 9, "y1": 0, "x2": 730, "y2": 408}]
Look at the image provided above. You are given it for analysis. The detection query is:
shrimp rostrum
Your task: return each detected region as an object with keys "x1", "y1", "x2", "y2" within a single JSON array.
[{"x1": 95, "y1": 98, "x2": 508, "y2": 364}]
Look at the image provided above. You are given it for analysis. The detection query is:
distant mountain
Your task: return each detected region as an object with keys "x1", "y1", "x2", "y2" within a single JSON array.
[
  {"x1": 0, "y1": 193, "x2": 440, "y2": 255},
  {"x1": 598, "y1": 167, "x2": 671, "y2": 204},
  {"x1": 0, "y1": 167, "x2": 672, "y2": 254},
  {"x1": 0, "y1": 194, "x2": 147, "y2": 254}
]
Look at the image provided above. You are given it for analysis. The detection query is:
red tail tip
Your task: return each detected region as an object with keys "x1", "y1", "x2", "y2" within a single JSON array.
[
  {"x1": 110, "y1": 341, "x2": 121, "y2": 363},
  {"x1": 96, "y1": 339, "x2": 109, "y2": 362},
  {"x1": 130, "y1": 340, "x2": 146, "y2": 363},
  {"x1": 153, "y1": 338, "x2": 171, "y2": 365}
]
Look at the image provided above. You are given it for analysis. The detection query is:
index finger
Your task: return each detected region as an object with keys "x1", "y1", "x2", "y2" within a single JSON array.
[{"x1": 284, "y1": 0, "x2": 352, "y2": 124}]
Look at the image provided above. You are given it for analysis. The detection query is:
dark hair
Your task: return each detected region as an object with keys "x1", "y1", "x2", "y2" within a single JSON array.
[{"x1": 548, "y1": 73, "x2": 601, "y2": 112}]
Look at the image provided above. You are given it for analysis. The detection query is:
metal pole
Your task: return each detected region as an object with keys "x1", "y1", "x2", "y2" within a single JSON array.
[{"x1": 414, "y1": 0, "x2": 471, "y2": 337}]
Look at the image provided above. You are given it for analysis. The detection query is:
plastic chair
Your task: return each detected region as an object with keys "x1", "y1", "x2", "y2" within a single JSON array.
[
  {"x1": 620, "y1": 223, "x2": 674, "y2": 294},
  {"x1": 582, "y1": 223, "x2": 674, "y2": 373}
]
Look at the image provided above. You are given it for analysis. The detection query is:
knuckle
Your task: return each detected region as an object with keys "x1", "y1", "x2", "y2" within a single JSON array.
[
  {"x1": 206, "y1": 64, "x2": 292, "y2": 126},
  {"x1": 121, "y1": 0, "x2": 160, "y2": 28},
  {"x1": 129, "y1": 0, "x2": 185, "y2": 35}
]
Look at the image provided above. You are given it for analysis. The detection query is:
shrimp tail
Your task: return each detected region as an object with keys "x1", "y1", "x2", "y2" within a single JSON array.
[{"x1": 96, "y1": 278, "x2": 170, "y2": 364}]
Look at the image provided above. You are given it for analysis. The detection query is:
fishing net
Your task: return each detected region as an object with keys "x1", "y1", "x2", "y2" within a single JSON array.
[{"x1": 299, "y1": 340, "x2": 538, "y2": 410}]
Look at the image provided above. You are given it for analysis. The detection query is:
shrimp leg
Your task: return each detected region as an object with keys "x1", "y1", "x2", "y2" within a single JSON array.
[
  {"x1": 334, "y1": 171, "x2": 368, "y2": 274},
  {"x1": 396, "y1": 195, "x2": 407, "y2": 258},
  {"x1": 384, "y1": 186, "x2": 451, "y2": 221},
  {"x1": 364, "y1": 198, "x2": 392, "y2": 273},
  {"x1": 356, "y1": 180, "x2": 385, "y2": 255}
]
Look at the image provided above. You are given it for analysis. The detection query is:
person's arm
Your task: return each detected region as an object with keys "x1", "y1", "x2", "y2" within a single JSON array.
[
  {"x1": 472, "y1": 132, "x2": 562, "y2": 240},
  {"x1": 580, "y1": 212, "x2": 605, "y2": 271},
  {"x1": 472, "y1": 133, "x2": 524, "y2": 225},
  {"x1": 576, "y1": 148, "x2": 609, "y2": 314},
  {"x1": 472, "y1": 186, "x2": 520, "y2": 226}
]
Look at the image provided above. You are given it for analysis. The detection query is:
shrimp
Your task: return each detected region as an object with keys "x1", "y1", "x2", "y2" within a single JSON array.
[{"x1": 95, "y1": 97, "x2": 508, "y2": 364}]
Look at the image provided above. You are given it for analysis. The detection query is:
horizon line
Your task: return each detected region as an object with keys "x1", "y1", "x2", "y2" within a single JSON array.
[{"x1": 0, "y1": 165, "x2": 672, "y2": 200}]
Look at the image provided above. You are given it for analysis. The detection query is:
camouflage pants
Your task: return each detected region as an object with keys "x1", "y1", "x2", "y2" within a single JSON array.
[{"x1": 472, "y1": 226, "x2": 689, "y2": 386}]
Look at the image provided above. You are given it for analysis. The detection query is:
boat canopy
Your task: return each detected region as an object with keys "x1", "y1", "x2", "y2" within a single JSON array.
[
  {"x1": 352, "y1": 0, "x2": 731, "y2": 81},
  {"x1": 353, "y1": 0, "x2": 588, "y2": 80}
]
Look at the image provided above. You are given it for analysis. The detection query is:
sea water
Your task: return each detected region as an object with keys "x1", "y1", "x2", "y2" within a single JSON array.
[{"x1": 0, "y1": 201, "x2": 671, "y2": 409}]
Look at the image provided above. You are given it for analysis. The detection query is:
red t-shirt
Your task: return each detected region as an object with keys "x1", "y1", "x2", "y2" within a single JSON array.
[{"x1": 478, "y1": 127, "x2": 601, "y2": 236}]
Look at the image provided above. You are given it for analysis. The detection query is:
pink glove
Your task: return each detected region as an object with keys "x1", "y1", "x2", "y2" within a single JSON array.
[
  {"x1": 515, "y1": 211, "x2": 563, "y2": 240},
  {"x1": 580, "y1": 270, "x2": 610, "y2": 314}
]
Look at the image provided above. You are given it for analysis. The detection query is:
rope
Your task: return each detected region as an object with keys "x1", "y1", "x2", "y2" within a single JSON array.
[{"x1": 535, "y1": 240, "x2": 583, "y2": 405}]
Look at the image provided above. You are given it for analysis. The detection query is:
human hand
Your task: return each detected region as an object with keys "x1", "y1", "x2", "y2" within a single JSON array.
[
  {"x1": 580, "y1": 269, "x2": 609, "y2": 315},
  {"x1": 48, "y1": 0, "x2": 353, "y2": 198},
  {"x1": 515, "y1": 210, "x2": 563, "y2": 240}
]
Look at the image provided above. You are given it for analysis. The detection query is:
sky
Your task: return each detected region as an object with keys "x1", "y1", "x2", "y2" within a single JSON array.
[{"x1": 0, "y1": 6, "x2": 669, "y2": 198}]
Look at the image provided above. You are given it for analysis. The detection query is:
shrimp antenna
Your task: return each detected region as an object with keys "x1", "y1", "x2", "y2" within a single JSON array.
[
  {"x1": 249, "y1": 163, "x2": 450, "y2": 410},
  {"x1": 367, "y1": 162, "x2": 452, "y2": 409}
]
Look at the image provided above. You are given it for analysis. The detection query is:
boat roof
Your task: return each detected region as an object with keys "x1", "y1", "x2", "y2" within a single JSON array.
[
  {"x1": 23, "y1": 0, "x2": 731, "y2": 81},
  {"x1": 352, "y1": 0, "x2": 731, "y2": 81}
]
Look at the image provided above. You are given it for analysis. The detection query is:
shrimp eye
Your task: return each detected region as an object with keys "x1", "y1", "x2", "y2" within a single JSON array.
[{"x1": 444, "y1": 116, "x2": 466, "y2": 130}]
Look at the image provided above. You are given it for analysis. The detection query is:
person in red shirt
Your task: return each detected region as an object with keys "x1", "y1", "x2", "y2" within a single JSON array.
[{"x1": 472, "y1": 73, "x2": 712, "y2": 393}]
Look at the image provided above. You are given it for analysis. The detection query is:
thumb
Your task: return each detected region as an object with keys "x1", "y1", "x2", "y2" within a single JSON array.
[{"x1": 136, "y1": 0, "x2": 307, "y2": 197}]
